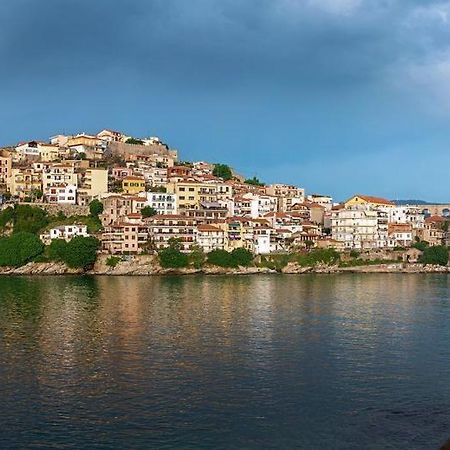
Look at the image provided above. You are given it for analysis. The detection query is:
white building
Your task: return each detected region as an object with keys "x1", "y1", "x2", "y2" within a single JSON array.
[
  {"x1": 388, "y1": 206, "x2": 425, "y2": 230},
  {"x1": 44, "y1": 183, "x2": 77, "y2": 204},
  {"x1": 195, "y1": 224, "x2": 225, "y2": 252},
  {"x1": 40, "y1": 224, "x2": 89, "y2": 244},
  {"x1": 234, "y1": 192, "x2": 278, "y2": 219},
  {"x1": 331, "y1": 205, "x2": 389, "y2": 249},
  {"x1": 145, "y1": 192, "x2": 177, "y2": 215}
]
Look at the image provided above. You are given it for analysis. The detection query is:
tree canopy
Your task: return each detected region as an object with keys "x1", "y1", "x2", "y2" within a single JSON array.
[
  {"x1": 244, "y1": 176, "x2": 265, "y2": 187},
  {"x1": 141, "y1": 206, "x2": 157, "y2": 218},
  {"x1": 213, "y1": 164, "x2": 233, "y2": 181}
]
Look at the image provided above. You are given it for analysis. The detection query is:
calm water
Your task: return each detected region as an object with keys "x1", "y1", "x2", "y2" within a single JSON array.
[{"x1": 0, "y1": 274, "x2": 450, "y2": 449}]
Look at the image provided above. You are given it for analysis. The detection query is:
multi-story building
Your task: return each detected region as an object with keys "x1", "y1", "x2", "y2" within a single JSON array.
[
  {"x1": 77, "y1": 168, "x2": 108, "y2": 205},
  {"x1": 167, "y1": 180, "x2": 218, "y2": 210},
  {"x1": 42, "y1": 163, "x2": 78, "y2": 192},
  {"x1": 147, "y1": 215, "x2": 197, "y2": 252},
  {"x1": 388, "y1": 206, "x2": 425, "y2": 233},
  {"x1": 344, "y1": 194, "x2": 395, "y2": 210},
  {"x1": 233, "y1": 192, "x2": 278, "y2": 219},
  {"x1": 101, "y1": 214, "x2": 149, "y2": 254},
  {"x1": 195, "y1": 224, "x2": 226, "y2": 252},
  {"x1": 8, "y1": 167, "x2": 42, "y2": 198},
  {"x1": 0, "y1": 151, "x2": 12, "y2": 188},
  {"x1": 122, "y1": 176, "x2": 146, "y2": 195},
  {"x1": 181, "y1": 201, "x2": 228, "y2": 223},
  {"x1": 331, "y1": 205, "x2": 389, "y2": 249},
  {"x1": 387, "y1": 223, "x2": 413, "y2": 248},
  {"x1": 265, "y1": 184, "x2": 305, "y2": 212},
  {"x1": 100, "y1": 195, "x2": 147, "y2": 226},
  {"x1": 44, "y1": 183, "x2": 77, "y2": 204},
  {"x1": 145, "y1": 192, "x2": 177, "y2": 215}
]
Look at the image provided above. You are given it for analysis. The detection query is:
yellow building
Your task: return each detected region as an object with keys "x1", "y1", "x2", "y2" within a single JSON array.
[
  {"x1": 344, "y1": 194, "x2": 395, "y2": 209},
  {"x1": 167, "y1": 180, "x2": 218, "y2": 210},
  {"x1": 8, "y1": 168, "x2": 42, "y2": 198},
  {"x1": 39, "y1": 144, "x2": 60, "y2": 162},
  {"x1": 77, "y1": 168, "x2": 108, "y2": 205},
  {"x1": 66, "y1": 134, "x2": 100, "y2": 148},
  {"x1": 122, "y1": 176, "x2": 146, "y2": 195}
]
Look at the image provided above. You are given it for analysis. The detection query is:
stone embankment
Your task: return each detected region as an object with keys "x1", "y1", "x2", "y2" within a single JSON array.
[{"x1": 0, "y1": 257, "x2": 448, "y2": 276}]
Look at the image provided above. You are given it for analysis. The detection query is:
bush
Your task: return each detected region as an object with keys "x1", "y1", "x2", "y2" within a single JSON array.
[
  {"x1": 63, "y1": 236, "x2": 100, "y2": 269},
  {"x1": 207, "y1": 249, "x2": 235, "y2": 267},
  {"x1": 231, "y1": 248, "x2": 253, "y2": 267},
  {"x1": 106, "y1": 256, "x2": 121, "y2": 267},
  {"x1": 212, "y1": 164, "x2": 233, "y2": 181},
  {"x1": 412, "y1": 241, "x2": 429, "y2": 252},
  {"x1": 420, "y1": 245, "x2": 449, "y2": 266},
  {"x1": 0, "y1": 232, "x2": 44, "y2": 267},
  {"x1": 141, "y1": 206, "x2": 157, "y2": 218},
  {"x1": 159, "y1": 247, "x2": 189, "y2": 268},
  {"x1": 0, "y1": 206, "x2": 14, "y2": 228},
  {"x1": 89, "y1": 199, "x2": 104, "y2": 217},
  {"x1": 12, "y1": 204, "x2": 49, "y2": 234},
  {"x1": 189, "y1": 245, "x2": 206, "y2": 269},
  {"x1": 47, "y1": 239, "x2": 68, "y2": 261},
  {"x1": 297, "y1": 248, "x2": 340, "y2": 267},
  {"x1": 349, "y1": 249, "x2": 360, "y2": 258}
]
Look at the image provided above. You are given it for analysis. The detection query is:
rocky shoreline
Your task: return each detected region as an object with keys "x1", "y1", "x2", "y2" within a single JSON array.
[{"x1": 0, "y1": 255, "x2": 449, "y2": 276}]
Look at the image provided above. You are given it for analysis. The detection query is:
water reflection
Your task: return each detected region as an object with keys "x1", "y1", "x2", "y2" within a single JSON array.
[{"x1": 0, "y1": 274, "x2": 449, "y2": 449}]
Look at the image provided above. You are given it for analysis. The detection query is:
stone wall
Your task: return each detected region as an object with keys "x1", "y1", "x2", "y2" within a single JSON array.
[{"x1": 19, "y1": 202, "x2": 89, "y2": 216}]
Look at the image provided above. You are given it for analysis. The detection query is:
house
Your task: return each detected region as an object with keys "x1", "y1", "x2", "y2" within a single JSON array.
[
  {"x1": 166, "y1": 180, "x2": 218, "y2": 210},
  {"x1": 195, "y1": 224, "x2": 225, "y2": 252},
  {"x1": 145, "y1": 192, "x2": 177, "y2": 215},
  {"x1": 147, "y1": 215, "x2": 197, "y2": 252},
  {"x1": 44, "y1": 183, "x2": 77, "y2": 204},
  {"x1": 101, "y1": 214, "x2": 149, "y2": 254},
  {"x1": 77, "y1": 168, "x2": 108, "y2": 205},
  {"x1": 40, "y1": 224, "x2": 88, "y2": 244},
  {"x1": 7, "y1": 167, "x2": 42, "y2": 198},
  {"x1": 387, "y1": 223, "x2": 413, "y2": 248},
  {"x1": 100, "y1": 195, "x2": 147, "y2": 226},
  {"x1": 122, "y1": 176, "x2": 146, "y2": 195},
  {"x1": 331, "y1": 205, "x2": 389, "y2": 249},
  {"x1": 344, "y1": 194, "x2": 395, "y2": 210}
]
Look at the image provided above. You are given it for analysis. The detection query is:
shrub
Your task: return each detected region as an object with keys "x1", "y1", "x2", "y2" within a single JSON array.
[
  {"x1": 0, "y1": 232, "x2": 44, "y2": 267},
  {"x1": 141, "y1": 206, "x2": 157, "y2": 218},
  {"x1": 297, "y1": 248, "x2": 340, "y2": 267},
  {"x1": 63, "y1": 236, "x2": 100, "y2": 269},
  {"x1": 420, "y1": 245, "x2": 449, "y2": 266},
  {"x1": 212, "y1": 164, "x2": 233, "y2": 181},
  {"x1": 412, "y1": 241, "x2": 429, "y2": 252},
  {"x1": 0, "y1": 206, "x2": 14, "y2": 228},
  {"x1": 89, "y1": 199, "x2": 104, "y2": 217},
  {"x1": 159, "y1": 247, "x2": 189, "y2": 268},
  {"x1": 106, "y1": 256, "x2": 121, "y2": 267},
  {"x1": 13, "y1": 204, "x2": 49, "y2": 234},
  {"x1": 207, "y1": 249, "x2": 235, "y2": 267},
  {"x1": 231, "y1": 248, "x2": 254, "y2": 267},
  {"x1": 189, "y1": 245, "x2": 206, "y2": 269},
  {"x1": 47, "y1": 239, "x2": 68, "y2": 261},
  {"x1": 349, "y1": 249, "x2": 360, "y2": 258}
]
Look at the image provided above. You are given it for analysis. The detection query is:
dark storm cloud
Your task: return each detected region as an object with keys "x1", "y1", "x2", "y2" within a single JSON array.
[{"x1": 1, "y1": 0, "x2": 450, "y2": 200}]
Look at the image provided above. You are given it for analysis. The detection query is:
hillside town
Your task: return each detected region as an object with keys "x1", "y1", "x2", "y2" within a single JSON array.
[{"x1": 0, "y1": 128, "x2": 449, "y2": 263}]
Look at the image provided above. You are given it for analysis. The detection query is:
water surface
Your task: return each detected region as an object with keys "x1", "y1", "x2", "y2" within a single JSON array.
[{"x1": 0, "y1": 274, "x2": 449, "y2": 449}]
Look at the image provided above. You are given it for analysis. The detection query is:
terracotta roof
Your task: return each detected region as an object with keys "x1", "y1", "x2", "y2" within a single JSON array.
[
  {"x1": 197, "y1": 224, "x2": 222, "y2": 232},
  {"x1": 349, "y1": 194, "x2": 395, "y2": 206}
]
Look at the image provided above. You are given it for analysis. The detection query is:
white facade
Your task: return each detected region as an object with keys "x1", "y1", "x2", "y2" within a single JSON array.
[
  {"x1": 45, "y1": 183, "x2": 77, "y2": 204},
  {"x1": 145, "y1": 192, "x2": 177, "y2": 215},
  {"x1": 40, "y1": 224, "x2": 89, "y2": 244},
  {"x1": 331, "y1": 206, "x2": 389, "y2": 249},
  {"x1": 388, "y1": 206, "x2": 425, "y2": 230}
]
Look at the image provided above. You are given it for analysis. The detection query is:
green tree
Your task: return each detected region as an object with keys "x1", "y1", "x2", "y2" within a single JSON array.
[
  {"x1": 213, "y1": 164, "x2": 233, "y2": 181},
  {"x1": 207, "y1": 249, "x2": 234, "y2": 267},
  {"x1": 231, "y1": 248, "x2": 254, "y2": 267},
  {"x1": 244, "y1": 176, "x2": 265, "y2": 187},
  {"x1": 158, "y1": 238, "x2": 189, "y2": 268},
  {"x1": 189, "y1": 244, "x2": 206, "y2": 269},
  {"x1": 420, "y1": 245, "x2": 449, "y2": 266},
  {"x1": 47, "y1": 239, "x2": 68, "y2": 261},
  {"x1": 89, "y1": 199, "x2": 104, "y2": 217},
  {"x1": 63, "y1": 236, "x2": 100, "y2": 269},
  {"x1": 141, "y1": 206, "x2": 158, "y2": 218},
  {"x1": 125, "y1": 137, "x2": 144, "y2": 145},
  {"x1": 0, "y1": 232, "x2": 44, "y2": 267},
  {"x1": 13, "y1": 204, "x2": 49, "y2": 234},
  {"x1": 412, "y1": 240, "x2": 429, "y2": 252}
]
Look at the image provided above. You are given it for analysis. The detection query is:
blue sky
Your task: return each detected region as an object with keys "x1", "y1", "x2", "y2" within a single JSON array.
[{"x1": 1, "y1": 0, "x2": 450, "y2": 201}]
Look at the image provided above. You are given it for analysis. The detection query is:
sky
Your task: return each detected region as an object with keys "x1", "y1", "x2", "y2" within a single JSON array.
[{"x1": 1, "y1": 0, "x2": 450, "y2": 201}]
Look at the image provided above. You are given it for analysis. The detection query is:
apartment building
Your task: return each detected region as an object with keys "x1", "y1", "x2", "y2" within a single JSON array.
[
  {"x1": 233, "y1": 192, "x2": 278, "y2": 219},
  {"x1": 166, "y1": 180, "x2": 218, "y2": 210},
  {"x1": 44, "y1": 183, "x2": 77, "y2": 204},
  {"x1": 331, "y1": 205, "x2": 389, "y2": 249},
  {"x1": 102, "y1": 215, "x2": 149, "y2": 254},
  {"x1": 100, "y1": 195, "x2": 147, "y2": 226},
  {"x1": 8, "y1": 167, "x2": 42, "y2": 198},
  {"x1": 145, "y1": 192, "x2": 177, "y2": 215},
  {"x1": 0, "y1": 151, "x2": 12, "y2": 187},
  {"x1": 181, "y1": 201, "x2": 228, "y2": 223},
  {"x1": 77, "y1": 168, "x2": 108, "y2": 205},
  {"x1": 195, "y1": 224, "x2": 226, "y2": 252},
  {"x1": 122, "y1": 176, "x2": 146, "y2": 195},
  {"x1": 147, "y1": 215, "x2": 197, "y2": 252},
  {"x1": 42, "y1": 163, "x2": 78, "y2": 191}
]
